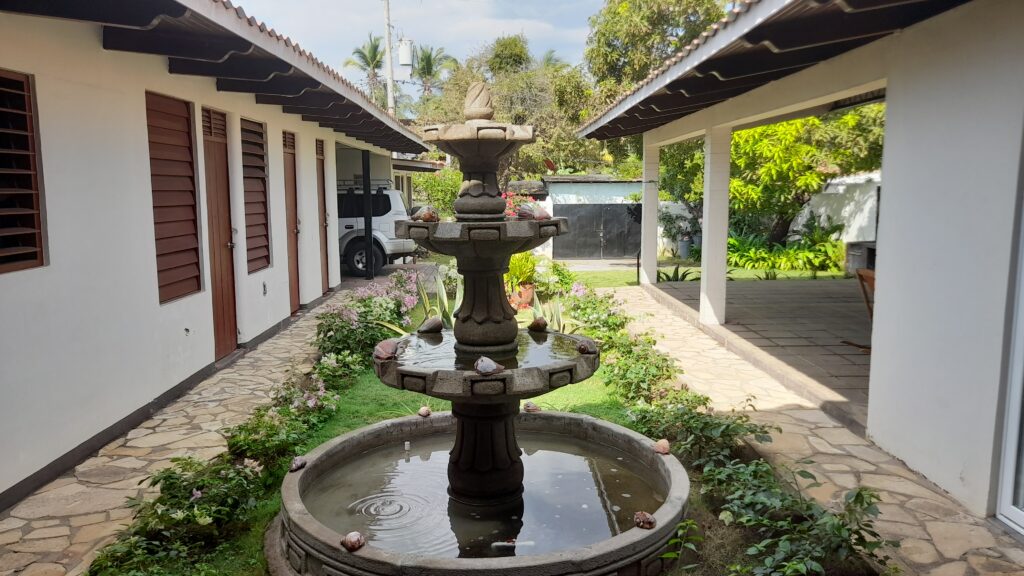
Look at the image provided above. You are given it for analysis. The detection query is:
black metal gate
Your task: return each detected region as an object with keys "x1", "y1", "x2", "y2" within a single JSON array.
[{"x1": 552, "y1": 204, "x2": 642, "y2": 259}]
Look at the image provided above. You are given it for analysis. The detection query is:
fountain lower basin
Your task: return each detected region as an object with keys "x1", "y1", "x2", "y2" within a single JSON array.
[{"x1": 268, "y1": 412, "x2": 690, "y2": 576}]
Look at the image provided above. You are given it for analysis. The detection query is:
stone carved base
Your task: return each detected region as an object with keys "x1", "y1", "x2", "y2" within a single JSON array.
[{"x1": 447, "y1": 402, "x2": 524, "y2": 504}]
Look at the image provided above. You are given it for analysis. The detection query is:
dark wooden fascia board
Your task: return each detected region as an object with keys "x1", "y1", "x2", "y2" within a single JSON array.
[
  {"x1": 104, "y1": 26, "x2": 254, "y2": 63},
  {"x1": 0, "y1": 0, "x2": 187, "y2": 29},
  {"x1": 168, "y1": 55, "x2": 294, "y2": 81},
  {"x1": 216, "y1": 76, "x2": 321, "y2": 97}
]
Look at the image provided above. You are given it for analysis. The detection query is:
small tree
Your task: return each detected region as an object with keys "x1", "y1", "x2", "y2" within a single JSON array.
[{"x1": 412, "y1": 167, "x2": 462, "y2": 217}]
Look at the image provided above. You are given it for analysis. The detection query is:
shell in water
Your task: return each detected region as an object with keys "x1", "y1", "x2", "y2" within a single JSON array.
[
  {"x1": 289, "y1": 457, "x2": 307, "y2": 473},
  {"x1": 412, "y1": 206, "x2": 439, "y2": 222},
  {"x1": 523, "y1": 401, "x2": 541, "y2": 413},
  {"x1": 373, "y1": 339, "x2": 400, "y2": 361},
  {"x1": 474, "y1": 356, "x2": 504, "y2": 376},
  {"x1": 341, "y1": 531, "x2": 366, "y2": 552},
  {"x1": 633, "y1": 511, "x2": 656, "y2": 530},
  {"x1": 654, "y1": 439, "x2": 671, "y2": 455},
  {"x1": 534, "y1": 205, "x2": 551, "y2": 220},
  {"x1": 418, "y1": 317, "x2": 443, "y2": 334},
  {"x1": 577, "y1": 338, "x2": 598, "y2": 354},
  {"x1": 417, "y1": 406, "x2": 432, "y2": 418},
  {"x1": 528, "y1": 317, "x2": 548, "y2": 332},
  {"x1": 517, "y1": 203, "x2": 537, "y2": 220}
]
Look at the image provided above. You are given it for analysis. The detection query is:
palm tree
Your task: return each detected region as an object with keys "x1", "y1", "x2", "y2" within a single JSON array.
[
  {"x1": 344, "y1": 34, "x2": 385, "y2": 101},
  {"x1": 411, "y1": 45, "x2": 457, "y2": 97},
  {"x1": 538, "y1": 49, "x2": 566, "y2": 70}
]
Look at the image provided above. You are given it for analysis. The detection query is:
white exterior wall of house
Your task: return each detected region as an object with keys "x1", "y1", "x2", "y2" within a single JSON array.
[
  {"x1": 791, "y1": 172, "x2": 879, "y2": 243},
  {"x1": 867, "y1": 0, "x2": 1024, "y2": 515},
  {"x1": 0, "y1": 14, "x2": 390, "y2": 497},
  {"x1": 637, "y1": 0, "x2": 1024, "y2": 515}
]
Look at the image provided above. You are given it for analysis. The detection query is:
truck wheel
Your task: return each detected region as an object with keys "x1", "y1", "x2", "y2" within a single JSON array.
[{"x1": 345, "y1": 241, "x2": 384, "y2": 276}]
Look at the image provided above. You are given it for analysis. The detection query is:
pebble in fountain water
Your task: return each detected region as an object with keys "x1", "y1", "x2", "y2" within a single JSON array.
[
  {"x1": 577, "y1": 337, "x2": 599, "y2": 355},
  {"x1": 654, "y1": 439, "x2": 672, "y2": 455},
  {"x1": 373, "y1": 338, "x2": 401, "y2": 361},
  {"x1": 289, "y1": 457, "x2": 306, "y2": 473},
  {"x1": 418, "y1": 406, "x2": 432, "y2": 417},
  {"x1": 523, "y1": 401, "x2": 541, "y2": 413},
  {"x1": 418, "y1": 316, "x2": 443, "y2": 334}
]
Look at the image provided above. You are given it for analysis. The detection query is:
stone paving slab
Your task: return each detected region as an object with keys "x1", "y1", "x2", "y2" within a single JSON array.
[
  {"x1": 0, "y1": 291, "x2": 343, "y2": 576},
  {"x1": 609, "y1": 286, "x2": 1024, "y2": 576}
]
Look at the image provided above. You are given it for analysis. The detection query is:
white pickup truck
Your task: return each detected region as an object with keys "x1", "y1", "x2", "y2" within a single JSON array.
[{"x1": 336, "y1": 187, "x2": 417, "y2": 275}]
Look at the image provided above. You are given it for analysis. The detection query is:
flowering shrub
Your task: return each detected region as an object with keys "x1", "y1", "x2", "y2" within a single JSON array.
[
  {"x1": 315, "y1": 270, "x2": 419, "y2": 357},
  {"x1": 225, "y1": 407, "x2": 306, "y2": 467},
  {"x1": 501, "y1": 190, "x2": 535, "y2": 217},
  {"x1": 314, "y1": 351, "x2": 364, "y2": 389}
]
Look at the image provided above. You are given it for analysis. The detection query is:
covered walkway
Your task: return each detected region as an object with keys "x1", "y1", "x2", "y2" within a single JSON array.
[{"x1": 649, "y1": 279, "x2": 872, "y2": 432}]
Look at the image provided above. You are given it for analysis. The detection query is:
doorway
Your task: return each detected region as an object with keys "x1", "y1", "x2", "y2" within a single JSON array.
[
  {"x1": 283, "y1": 131, "x2": 300, "y2": 314},
  {"x1": 552, "y1": 203, "x2": 642, "y2": 259},
  {"x1": 202, "y1": 108, "x2": 237, "y2": 360},
  {"x1": 316, "y1": 139, "x2": 329, "y2": 294}
]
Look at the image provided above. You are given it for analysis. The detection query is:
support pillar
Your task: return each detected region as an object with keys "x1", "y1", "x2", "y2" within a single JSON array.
[
  {"x1": 640, "y1": 138, "x2": 660, "y2": 284},
  {"x1": 700, "y1": 126, "x2": 731, "y2": 325}
]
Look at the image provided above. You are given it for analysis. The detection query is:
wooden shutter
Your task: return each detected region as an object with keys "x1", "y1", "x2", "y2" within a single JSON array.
[
  {"x1": 283, "y1": 130, "x2": 296, "y2": 151},
  {"x1": 0, "y1": 69, "x2": 45, "y2": 274},
  {"x1": 202, "y1": 108, "x2": 227, "y2": 140},
  {"x1": 241, "y1": 118, "x2": 270, "y2": 273},
  {"x1": 146, "y1": 92, "x2": 200, "y2": 303},
  {"x1": 315, "y1": 139, "x2": 325, "y2": 159}
]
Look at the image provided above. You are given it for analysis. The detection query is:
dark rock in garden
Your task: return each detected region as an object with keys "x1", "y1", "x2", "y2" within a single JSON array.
[
  {"x1": 633, "y1": 511, "x2": 656, "y2": 529},
  {"x1": 654, "y1": 439, "x2": 671, "y2": 455},
  {"x1": 528, "y1": 317, "x2": 548, "y2": 332},
  {"x1": 577, "y1": 338, "x2": 598, "y2": 355},
  {"x1": 289, "y1": 457, "x2": 307, "y2": 473},
  {"x1": 341, "y1": 531, "x2": 366, "y2": 552},
  {"x1": 418, "y1": 406, "x2": 432, "y2": 417},
  {"x1": 412, "y1": 206, "x2": 439, "y2": 222},
  {"x1": 474, "y1": 356, "x2": 504, "y2": 376},
  {"x1": 418, "y1": 317, "x2": 443, "y2": 334},
  {"x1": 374, "y1": 339, "x2": 400, "y2": 361},
  {"x1": 523, "y1": 401, "x2": 541, "y2": 413}
]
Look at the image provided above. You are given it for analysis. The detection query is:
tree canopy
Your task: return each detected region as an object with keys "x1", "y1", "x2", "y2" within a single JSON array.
[{"x1": 344, "y1": 33, "x2": 386, "y2": 106}]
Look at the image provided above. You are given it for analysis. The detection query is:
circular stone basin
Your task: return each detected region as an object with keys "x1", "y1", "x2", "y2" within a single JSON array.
[
  {"x1": 374, "y1": 330, "x2": 599, "y2": 404},
  {"x1": 269, "y1": 412, "x2": 690, "y2": 576},
  {"x1": 395, "y1": 218, "x2": 569, "y2": 259}
]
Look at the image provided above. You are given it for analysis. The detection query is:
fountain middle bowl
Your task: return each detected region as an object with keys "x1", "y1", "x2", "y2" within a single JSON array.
[{"x1": 268, "y1": 411, "x2": 690, "y2": 576}]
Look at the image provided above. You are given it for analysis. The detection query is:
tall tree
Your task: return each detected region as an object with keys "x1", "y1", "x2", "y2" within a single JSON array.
[
  {"x1": 538, "y1": 49, "x2": 567, "y2": 71},
  {"x1": 412, "y1": 45, "x2": 456, "y2": 97},
  {"x1": 585, "y1": 0, "x2": 724, "y2": 91},
  {"x1": 487, "y1": 35, "x2": 532, "y2": 76},
  {"x1": 344, "y1": 34, "x2": 385, "y2": 106}
]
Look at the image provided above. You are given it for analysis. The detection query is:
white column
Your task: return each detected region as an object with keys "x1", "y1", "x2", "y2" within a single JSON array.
[
  {"x1": 639, "y1": 137, "x2": 660, "y2": 284},
  {"x1": 700, "y1": 125, "x2": 731, "y2": 325}
]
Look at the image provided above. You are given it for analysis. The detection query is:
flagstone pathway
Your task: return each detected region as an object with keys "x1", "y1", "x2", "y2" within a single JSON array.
[
  {"x1": 610, "y1": 285, "x2": 1024, "y2": 576},
  {"x1": 0, "y1": 292, "x2": 339, "y2": 576}
]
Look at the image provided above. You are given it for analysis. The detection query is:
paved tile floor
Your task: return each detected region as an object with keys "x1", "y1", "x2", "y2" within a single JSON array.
[
  {"x1": 612, "y1": 285, "x2": 1024, "y2": 576},
  {"x1": 652, "y1": 279, "x2": 872, "y2": 432}
]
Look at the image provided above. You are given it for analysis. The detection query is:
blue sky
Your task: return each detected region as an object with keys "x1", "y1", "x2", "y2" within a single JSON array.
[{"x1": 235, "y1": 0, "x2": 602, "y2": 92}]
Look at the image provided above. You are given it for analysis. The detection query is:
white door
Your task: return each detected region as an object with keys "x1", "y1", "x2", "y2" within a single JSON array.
[{"x1": 998, "y1": 194, "x2": 1024, "y2": 534}]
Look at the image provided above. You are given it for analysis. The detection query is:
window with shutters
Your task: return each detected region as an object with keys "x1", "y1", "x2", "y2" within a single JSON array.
[
  {"x1": 146, "y1": 92, "x2": 201, "y2": 303},
  {"x1": 202, "y1": 108, "x2": 227, "y2": 140},
  {"x1": 241, "y1": 118, "x2": 270, "y2": 273},
  {"x1": 0, "y1": 68, "x2": 46, "y2": 274}
]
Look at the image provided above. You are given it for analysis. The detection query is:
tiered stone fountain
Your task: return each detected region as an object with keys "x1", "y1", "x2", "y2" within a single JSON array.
[{"x1": 268, "y1": 83, "x2": 689, "y2": 576}]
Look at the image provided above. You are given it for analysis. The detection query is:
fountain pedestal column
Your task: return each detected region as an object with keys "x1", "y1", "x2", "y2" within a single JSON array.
[
  {"x1": 454, "y1": 264, "x2": 519, "y2": 355},
  {"x1": 448, "y1": 402, "x2": 524, "y2": 504}
]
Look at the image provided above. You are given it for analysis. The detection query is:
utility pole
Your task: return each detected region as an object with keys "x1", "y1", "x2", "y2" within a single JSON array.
[{"x1": 382, "y1": 0, "x2": 397, "y2": 116}]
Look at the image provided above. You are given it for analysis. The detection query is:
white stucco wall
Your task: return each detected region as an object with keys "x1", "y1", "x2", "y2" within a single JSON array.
[
  {"x1": 867, "y1": 0, "x2": 1024, "y2": 515},
  {"x1": 0, "y1": 14, "x2": 386, "y2": 496},
  {"x1": 792, "y1": 172, "x2": 879, "y2": 243}
]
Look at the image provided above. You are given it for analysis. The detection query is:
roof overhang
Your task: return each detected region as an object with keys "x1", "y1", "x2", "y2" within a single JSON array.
[
  {"x1": 0, "y1": 0, "x2": 427, "y2": 153},
  {"x1": 579, "y1": 0, "x2": 971, "y2": 141},
  {"x1": 392, "y1": 158, "x2": 445, "y2": 173}
]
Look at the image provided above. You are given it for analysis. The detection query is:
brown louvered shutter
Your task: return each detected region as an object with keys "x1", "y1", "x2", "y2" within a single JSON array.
[
  {"x1": 315, "y1": 139, "x2": 324, "y2": 159},
  {"x1": 145, "y1": 92, "x2": 200, "y2": 303},
  {"x1": 0, "y1": 69, "x2": 45, "y2": 274},
  {"x1": 202, "y1": 108, "x2": 227, "y2": 139},
  {"x1": 283, "y1": 131, "x2": 296, "y2": 151},
  {"x1": 241, "y1": 118, "x2": 270, "y2": 273}
]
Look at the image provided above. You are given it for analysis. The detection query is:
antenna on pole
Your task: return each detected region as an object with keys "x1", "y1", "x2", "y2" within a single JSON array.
[{"x1": 382, "y1": 0, "x2": 397, "y2": 116}]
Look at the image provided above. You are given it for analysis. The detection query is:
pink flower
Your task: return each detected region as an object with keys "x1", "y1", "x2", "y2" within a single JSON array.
[{"x1": 190, "y1": 489, "x2": 202, "y2": 502}]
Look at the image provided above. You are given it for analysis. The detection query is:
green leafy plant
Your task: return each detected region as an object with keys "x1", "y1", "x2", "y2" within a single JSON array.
[
  {"x1": 661, "y1": 518, "x2": 703, "y2": 572},
  {"x1": 601, "y1": 331, "x2": 679, "y2": 403},
  {"x1": 314, "y1": 351, "x2": 364, "y2": 389},
  {"x1": 225, "y1": 407, "x2": 305, "y2": 466},
  {"x1": 529, "y1": 293, "x2": 582, "y2": 334},
  {"x1": 658, "y1": 265, "x2": 700, "y2": 282},
  {"x1": 504, "y1": 251, "x2": 538, "y2": 292}
]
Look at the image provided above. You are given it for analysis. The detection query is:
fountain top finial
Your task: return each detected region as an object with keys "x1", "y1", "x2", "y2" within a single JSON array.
[{"x1": 464, "y1": 82, "x2": 494, "y2": 122}]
